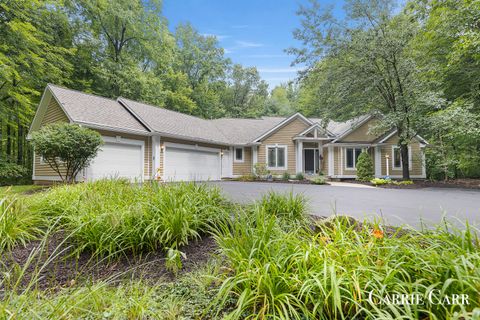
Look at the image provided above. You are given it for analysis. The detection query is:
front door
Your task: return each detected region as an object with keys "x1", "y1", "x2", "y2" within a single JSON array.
[{"x1": 304, "y1": 149, "x2": 315, "y2": 173}]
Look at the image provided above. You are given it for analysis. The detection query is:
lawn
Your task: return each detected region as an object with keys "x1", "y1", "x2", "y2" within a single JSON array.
[
  {"x1": 0, "y1": 184, "x2": 45, "y2": 196},
  {"x1": 1, "y1": 180, "x2": 479, "y2": 319}
]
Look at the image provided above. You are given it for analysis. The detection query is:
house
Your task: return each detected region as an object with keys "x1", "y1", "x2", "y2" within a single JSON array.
[{"x1": 28, "y1": 85, "x2": 427, "y2": 183}]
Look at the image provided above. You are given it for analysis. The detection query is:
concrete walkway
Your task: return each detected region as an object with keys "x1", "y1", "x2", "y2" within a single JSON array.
[{"x1": 210, "y1": 181, "x2": 480, "y2": 229}]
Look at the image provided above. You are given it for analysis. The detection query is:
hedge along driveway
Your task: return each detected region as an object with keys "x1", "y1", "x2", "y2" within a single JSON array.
[{"x1": 211, "y1": 181, "x2": 480, "y2": 229}]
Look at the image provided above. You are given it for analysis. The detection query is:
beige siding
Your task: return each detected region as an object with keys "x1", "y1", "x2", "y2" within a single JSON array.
[
  {"x1": 158, "y1": 137, "x2": 227, "y2": 178},
  {"x1": 321, "y1": 147, "x2": 328, "y2": 173},
  {"x1": 380, "y1": 135, "x2": 424, "y2": 177},
  {"x1": 233, "y1": 147, "x2": 252, "y2": 176},
  {"x1": 34, "y1": 98, "x2": 70, "y2": 178},
  {"x1": 340, "y1": 118, "x2": 380, "y2": 143},
  {"x1": 257, "y1": 118, "x2": 309, "y2": 175}
]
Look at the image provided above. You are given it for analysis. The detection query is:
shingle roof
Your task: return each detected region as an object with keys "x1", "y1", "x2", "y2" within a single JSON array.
[
  {"x1": 119, "y1": 98, "x2": 231, "y2": 144},
  {"x1": 46, "y1": 85, "x2": 373, "y2": 145},
  {"x1": 211, "y1": 117, "x2": 286, "y2": 144},
  {"x1": 48, "y1": 84, "x2": 149, "y2": 134}
]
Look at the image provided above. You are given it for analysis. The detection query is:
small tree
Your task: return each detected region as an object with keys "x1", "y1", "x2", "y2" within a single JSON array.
[
  {"x1": 356, "y1": 152, "x2": 374, "y2": 182},
  {"x1": 31, "y1": 123, "x2": 102, "y2": 183}
]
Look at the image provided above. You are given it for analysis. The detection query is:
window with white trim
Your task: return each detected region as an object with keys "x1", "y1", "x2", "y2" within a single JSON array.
[
  {"x1": 345, "y1": 148, "x2": 363, "y2": 169},
  {"x1": 267, "y1": 145, "x2": 287, "y2": 169},
  {"x1": 234, "y1": 147, "x2": 244, "y2": 162},
  {"x1": 392, "y1": 146, "x2": 410, "y2": 169}
]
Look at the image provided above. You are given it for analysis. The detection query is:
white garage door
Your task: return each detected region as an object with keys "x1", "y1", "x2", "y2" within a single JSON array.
[
  {"x1": 164, "y1": 144, "x2": 221, "y2": 181},
  {"x1": 87, "y1": 141, "x2": 143, "y2": 181}
]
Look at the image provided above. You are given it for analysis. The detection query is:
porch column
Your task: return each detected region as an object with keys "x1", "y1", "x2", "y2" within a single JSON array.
[
  {"x1": 328, "y1": 145, "x2": 334, "y2": 177},
  {"x1": 252, "y1": 146, "x2": 258, "y2": 173},
  {"x1": 374, "y1": 146, "x2": 382, "y2": 177},
  {"x1": 152, "y1": 135, "x2": 161, "y2": 179},
  {"x1": 296, "y1": 141, "x2": 303, "y2": 173}
]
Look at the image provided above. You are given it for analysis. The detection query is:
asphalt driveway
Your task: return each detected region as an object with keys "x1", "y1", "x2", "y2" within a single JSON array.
[{"x1": 210, "y1": 181, "x2": 480, "y2": 229}]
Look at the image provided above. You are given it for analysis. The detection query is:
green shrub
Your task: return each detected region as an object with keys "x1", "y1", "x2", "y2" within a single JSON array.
[
  {"x1": 356, "y1": 152, "x2": 374, "y2": 181},
  {"x1": 213, "y1": 211, "x2": 480, "y2": 319},
  {"x1": 295, "y1": 172, "x2": 305, "y2": 180},
  {"x1": 28, "y1": 180, "x2": 226, "y2": 257},
  {"x1": 370, "y1": 178, "x2": 390, "y2": 185},
  {"x1": 0, "y1": 161, "x2": 30, "y2": 186},
  {"x1": 253, "y1": 163, "x2": 270, "y2": 179},
  {"x1": 281, "y1": 172, "x2": 290, "y2": 181},
  {"x1": 397, "y1": 180, "x2": 414, "y2": 185},
  {"x1": 311, "y1": 176, "x2": 326, "y2": 185},
  {"x1": 258, "y1": 191, "x2": 307, "y2": 222},
  {"x1": 238, "y1": 174, "x2": 255, "y2": 182},
  {"x1": 31, "y1": 123, "x2": 102, "y2": 183},
  {"x1": 0, "y1": 195, "x2": 45, "y2": 251}
]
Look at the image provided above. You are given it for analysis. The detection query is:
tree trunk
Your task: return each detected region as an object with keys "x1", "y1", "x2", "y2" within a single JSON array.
[
  {"x1": 400, "y1": 144, "x2": 410, "y2": 180},
  {"x1": 6, "y1": 123, "x2": 11, "y2": 161},
  {"x1": 17, "y1": 122, "x2": 23, "y2": 165}
]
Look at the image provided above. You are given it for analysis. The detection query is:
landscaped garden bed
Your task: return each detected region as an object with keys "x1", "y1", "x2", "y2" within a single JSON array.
[
  {"x1": 349, "y1": 178, "x2": 480, "y2": 189},
  {"x1": 1, "y1": 180, "x2": 478, "y2": 318}
]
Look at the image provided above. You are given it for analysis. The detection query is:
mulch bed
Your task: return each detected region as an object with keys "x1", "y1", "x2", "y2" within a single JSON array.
[
  {"x1": 229, "y1": 179, "x2": 329, "y2": 185},
  {"x1": 348, "y1": 179, "x2": 480, "y2": 190},
  {"x1": 1, "y1": 232, "x2": 217, "y2": 293}
]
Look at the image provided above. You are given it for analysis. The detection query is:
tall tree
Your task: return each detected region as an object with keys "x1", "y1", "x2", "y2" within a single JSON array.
[
  {"x1": 289, "y1": 0, "x2": 439, "y2": 179},
  {"x1": 222, "y1": 64, "x2": 268, "y2": 118},
  {"x1": 0, "y1": 0, "x2": 73, "y2": 166}
]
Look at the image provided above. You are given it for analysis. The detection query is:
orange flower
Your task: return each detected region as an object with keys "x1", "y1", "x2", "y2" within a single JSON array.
[{"x1": 372, "y1": 229, "x2": 384, "y2": 239}]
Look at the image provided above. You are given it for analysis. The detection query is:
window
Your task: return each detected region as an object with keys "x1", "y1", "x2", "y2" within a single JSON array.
[
  {"x1": 266, "y1": 145, "x2": 287, "y2": 169},
  {"x1": 392, "y1": 146, "x2": 410, "y2": 169},
  {"x1": 234, "y1": 147, "x2": 244, "y2": 162},
  {"x1": 345, "y1": 148, "x2": 363, "y2": 169}
]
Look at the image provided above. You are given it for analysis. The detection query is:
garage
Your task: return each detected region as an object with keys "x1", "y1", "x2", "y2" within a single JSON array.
[
  {"x1": 164, "y1": 143, "x2": 221, "y2": 181},
  {"x1": 86, "y1": 137, "x2": 144, "y2": 181}
]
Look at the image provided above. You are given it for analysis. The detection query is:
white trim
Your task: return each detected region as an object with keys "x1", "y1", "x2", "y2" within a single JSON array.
[
  {"x1": 152, "y1": 135, "x2": 161, "y2": 179},
  {"x1": 253, "y1": 113, "x2": 312, "y2": 142},
  {"x1": 296, "y1": 141, "x2": 303, "y2": 173},
  {"x1": 297, "y1": 123, "x2": 334, "y2": 138},
  {"x1": 234, "y1": 147, "x2": 245, "y2": 163},
  {"x1": 266, "y1": 144, "x2": 288, "y2": 170},
  {"x1": 375, "y1": 146, "x2": 382, "y2": 177},
  {"x1": 164, "y1": 142, "x2": 220, "y2": 153},
  {"x1": 421, "y1": 149, "x2": 426, "y2": 178},
  {"x1": 252, "y1": 146, "x2": 258, "y2": 169},
  {"x1": 377, "y1": 129, "x2": 429, "y2": 145},
  {"x1": 32, "y1": 148, "x2": 36, "y2": 179},
  {"x1": 392, "y1": 145, "x2": 412, "y2": 170},
  {"x1": 76, "y1": 121, "x2": 150, "y2": 136},
  {"x1": 328, "y1": 146, "x2": 334, "y2": 176},
  {"x1": 344, "y1": 147, "x2": 364, "y2": 170}
]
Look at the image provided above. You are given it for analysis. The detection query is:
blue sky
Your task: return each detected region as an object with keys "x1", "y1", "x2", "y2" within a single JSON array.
[{"x1": 163, "y1": 0, "x2": 344, "y2": 89}]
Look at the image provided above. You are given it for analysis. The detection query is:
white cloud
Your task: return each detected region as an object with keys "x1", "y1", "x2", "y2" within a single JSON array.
[
  {"x1": 201, "y1": 33, "x2": 230, "y2": 40},
  {"x1": 235, "y1": 40, "x2": 264, "y2": 48}
]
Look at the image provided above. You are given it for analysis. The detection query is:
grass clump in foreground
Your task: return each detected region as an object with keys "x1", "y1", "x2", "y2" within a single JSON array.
[
  {"x1": 26, "y1": 179, "x2": 227, "y2": 257},
  {"x1": 213, "y1": 193, "x2": 480, "y2": 319},
  {"x1": 0, "y1": 195, "x2": 45, "y2": 251}
]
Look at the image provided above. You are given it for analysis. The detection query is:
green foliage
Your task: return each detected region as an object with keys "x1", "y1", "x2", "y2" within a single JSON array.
[
  {"x1": 295, "y1": 172, "x2": 305, "y2": 180},
  {"x1": 253, "y1": 163, "x2": 270, "y2": 178},
  {"x1": 237, "y1": 174, "x2": 256, "y2": 182},
  {"x1": 0, "y1": 161, "x2": 29, "y2": 186},
  {"x1": 214, "y1": 208, "x2": 480, "y2": 319},
  {"x1": 356, "y1": 152, "x2": 374, "y2": 181},
  {"x1": 258, "y1": 191, "x2": 307, "y2": 222},
  {"x1": 31, "y1": 123, "x2": 102, "y2": 183},
  {"x1": 370, "y1": 178, "x2": 391, "y2": 186},
  {"x1": 0, "y1": 195, "x2": 45, "y2": 251},
  {"x1": 28, "y1": 180, "x2": 226, "y2": 257},
  {"x1": 311, "y1": 175, "x2": 326, "y2": 185},
  {"x1": 281, "y1": 172, "x2": 290, "y2": 181}
]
